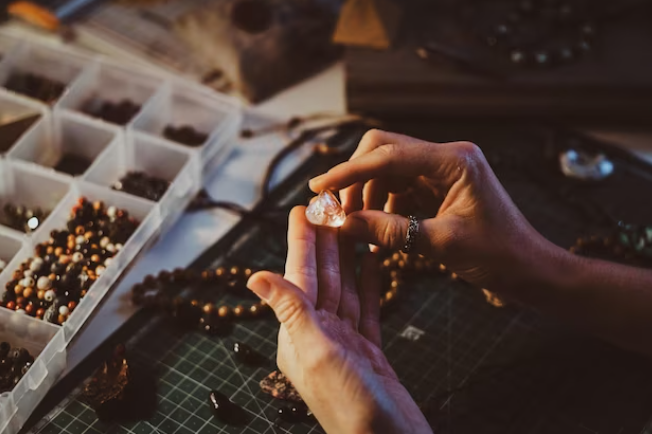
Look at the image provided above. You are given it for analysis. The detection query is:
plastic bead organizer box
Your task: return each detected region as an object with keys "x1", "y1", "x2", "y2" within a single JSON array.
[{"x1": 0, "y1": 30, "x2": 242, "y2": 434}]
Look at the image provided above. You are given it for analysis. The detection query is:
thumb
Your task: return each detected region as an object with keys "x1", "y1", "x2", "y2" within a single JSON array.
[
  {"x1": 247, "y1": 271, "x2": 328, "y2": 348},
  {"x1": 341, "y1": 210, "x2": 443, "y2": 256}
]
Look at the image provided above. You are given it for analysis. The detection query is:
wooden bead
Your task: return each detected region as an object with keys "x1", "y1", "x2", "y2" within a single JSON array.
[
  {"x1": 158, "y1": 270, "x2": 171, "y2": 283},
  {"x1": 67, "y1": 240, "x2": 75, "y2": 250},
  {"x1": 68, "y1": 301, "x2": 77, "y2": 310},
  {"x1": 217, "y1": 305, "x2": 231, "y2": 319},
  {"x1": 46, "y1": 246, "x2": 54, "y2": 255},
  {"x1": 90, "y1": 254, "x2": 101, "y2": 263},
  {"x1": 22, "y1": 287, "x2": 33, "y2": 299},
  {"x1": 233, "y1": 305, "x2": 246, "y2": 317},
  {"x1": 58, "y1": 314, "x2": 66, "y2": 324},
  {"x1": 382, "y1": 259, "x2": 392, "y2": 268},
  {"x1": 389, "y1": 270, "x2": 399, "y2": 279},
  {"x1": 25, "y1": 304, "x2": 34, "y2": 315},
  {"x1": 190, "y1": 299, "x2": 200, "y2": 307},
  {"x1": 215, "y1": 267, "x2": 226, "y2": 278},
  {"x1": 390, "y1": 280, "x2": 399, "y2": 289},
  {"x1": 16, "y1": 297, "x2": 25, "y2": 308},
  {"x1": 384, "y1": 290, "x2": 396, "y2": 302},
  {"x1": 144, "y1": 275, "x2": 157, "y2": 288},
  {"x1": 37, "y1": 290, "x2": 45, "y2": 300},
  {"x1": 75, "y1": 226, "x2": 85, "y2": 235},
  {"x1": 36, "y1": 308, "x2": 45, "y2": 319},
  {"x1": 5, "y1": 301, "x2": 15, "y2": 310},
  {"x1": 249, "y1": 304, "x2": 261, "y2": 316},
  {"x1": 172, "y1": 268, "x2": 186, "y2": 282},
  {"x1": 438, "y1": 264, "x2": 447, "y2": 273},
  {"x1": 450, "y1": 272, "x2": 459, "y2": 280},
  {"x1": 201, "y1": 270, "x2": 213, "y2": 281},
  {"x1": 397, "y1": 260, "x2": 406, "y2": 269},
  {"x1": 230, "y1": 266, "x2": 240, "y2": 276},
  {"x1": 14, "y1": 285, "x2": 23, "y2": 295},
  {"x1": 244, "y1": 268, "x2": 253, "y2": 278},
  {"x1": 54, "y1": 247, "x2": 63, "y2": 256},
  {"x1": 203, "y1": 303, "x2": 214, "y2": 315},
  {"x1": 391, "y1": 252, "x2": 402, "y2": 262}
]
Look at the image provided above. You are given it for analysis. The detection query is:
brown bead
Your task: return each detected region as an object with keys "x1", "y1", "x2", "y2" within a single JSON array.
[
  {"x1": 75, "y1": 226, "x2": 85, "y2": 235},
  {"x1": 190, "y1": 299, "x2": 200, "y2": 307},
  {"x1": 244, "y1": 268, "x2": 253, "y2": 278},
  {"x1": 414, "y1": 261, "x2": 424, "y2": 271},
  {"x1": 172, "y1": 268, "x2": 186, "y2": 282},
  {"x1": 576, "y1": 237, "x2": 585, "y2": 247},
  {"x1": 80, "y1": 290, "x2": 87, "y2": 297},
  {"x1": 450, "y1": 272, "x2": 459, "y2": 280},
  {"x1": 46, "y1": 246, "x2": 54, "y2": 255},
  {"x1": 217, "y1": 305, "x2": 231, "y2": 319},
  {"x1": 379, "y1": 298, "x2": 385, "y2": 308},
  {"x1": 67, "y1": 240, "x2": 75, "y2": 250},
  {"x1": 59, "y1": 255, "x2": 71, "y2": 265},
  {"x1": 158, "y1": 270, "x2": 171, "y2": 283},
  {"x1": 203, "y1": 303, "x2": 214, "y2": 315},
  {"x1": 391, "y1": 252, "x2": 402, "y2": 262},
  {"x1": 16, "y1": 297, "x2": 26, "y2": 308},
  {"x1": 68, "y1": 301, "x2": 77, "y2": 310},
  {"x1": 249, "y1": 304, "x2": 262, "y2": 316},
  {"x1": 233, "y1": 305, "x2": 246, "y2": 317},
  {"x1": 230, "y1": 266, "x2": 240, "y2": 276},
  {"x1": 215, "y1": 267, "x2": 226, "y2": 278},
  {"x1": 397, "y1": 260, "x2": 406, "y2": 269},
  {"x1": 201, "y1": 270, "x2": 213, "y2": 281},
  {"x1": 54, "y1": 247, "x2": 64, "y2": 256},
  {"x1": 48, "y1": 273, "x2": 57, "y2": 281},
  {"x1": 569, "y1": 246, "x2": 578, "y2": 254},
  {"x1": 37, "y1": 290, "x2": 45, "y2": 300},
  {"x1": 5, "y1": 301, "x2": 15, "y2": 310},
  {"x1": 58, "y1": 314, "x2": 66, "y2": 324},
  {"x1": 93, "y1": 201, "x2": 103, "y2": 211},
  {"x1": 90, "y1": 254, "x2": 101, "y2": 263},
  {"x1": 382, "y1": 259, "x2": 392, "y2": 268},
  {"x1": 144, "y1": 275, "x2": 157, "y2": 288},
  {"x1": 14, "y1": 285, "x2": 23, "y2": 295},
  {"x1": 438, "y1": 264, "x2": 447, "y2": 273},
  {"x1": 25, "y1": 304, "x2": 34, "y2": 315},
  {"x1": 84, "y1": 231, "x2": 94, "y2": 240},
  {"x1": 22, "y1": 287, "x2": 33, "y2": 299},
  {"x1": 36, "y1": 308, "x2": 45, "y2": 319},
  {"x1": 384, "y1": 290, "x2": 396, "y2": 302},
  {"x1": 389, "y1": 270, "x2": 399, "y2": 279},
  {"x1": 12, "y1": 270, "x2": 22, "y2": 280},
  {"x1": 390, "y1": 280, "x2": 400, "y2": 289}
]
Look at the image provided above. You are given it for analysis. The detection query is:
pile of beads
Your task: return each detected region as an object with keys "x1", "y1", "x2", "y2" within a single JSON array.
[
  {"x1": 1, "y1": 198, "x2": 140, "y2": 325},
  {"x1": 0, "y1": 342, "x2": 34, "y2": 393}
]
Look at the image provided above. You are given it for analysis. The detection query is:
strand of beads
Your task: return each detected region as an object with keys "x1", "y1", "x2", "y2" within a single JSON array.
[{"x1": 131, "y1": 266, "x2": 271, "y2": 335}]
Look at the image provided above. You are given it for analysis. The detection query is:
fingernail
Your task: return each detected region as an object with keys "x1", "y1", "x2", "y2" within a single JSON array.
[
  {"x1": 308, "y1": 174, "x2": 325, "y2": 189},
  {"x1": 247, "y1": 276, "x2": 271, "y2": 301}
]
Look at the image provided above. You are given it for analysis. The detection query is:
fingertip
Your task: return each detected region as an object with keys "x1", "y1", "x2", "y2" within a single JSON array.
[
  {"x1": 247, "y1": 271, "x2": 277, "y2": 301},
  {"x1": 308, "y1": 174, "x2": 326, "y2": 192}
]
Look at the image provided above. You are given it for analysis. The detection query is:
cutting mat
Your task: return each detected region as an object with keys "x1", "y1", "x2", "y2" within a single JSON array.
[{"x1": 29, "y1": 125, "x2": 652, "y2": 434}]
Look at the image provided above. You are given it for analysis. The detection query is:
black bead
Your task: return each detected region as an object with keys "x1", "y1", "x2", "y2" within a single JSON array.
[
  {"x1": 277, "y1": 404, "x2": 311, "y2": 423},
  {"x1": 208, "y1": 390, "x2": 249, "y2": 425},
  {"x1": 0, "y1": 342, "x2": 9, "y2": 359},
  {"x1": 233, "y1": 342, "x2": 266, "y2": 367}
]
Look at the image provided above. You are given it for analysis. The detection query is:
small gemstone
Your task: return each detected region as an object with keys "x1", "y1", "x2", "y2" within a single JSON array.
[{"x1": 305, "y1": 191, "x2": 346, "y2": 228}]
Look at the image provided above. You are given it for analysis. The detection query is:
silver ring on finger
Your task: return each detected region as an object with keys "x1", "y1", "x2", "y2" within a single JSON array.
[{"x1": 402, "y1": 215, "x2": 419, "y2": 253}]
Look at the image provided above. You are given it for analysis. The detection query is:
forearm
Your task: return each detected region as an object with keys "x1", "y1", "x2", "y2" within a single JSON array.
[{"x1": 505, "y1": 239, "x2": 652, "y2": 356}]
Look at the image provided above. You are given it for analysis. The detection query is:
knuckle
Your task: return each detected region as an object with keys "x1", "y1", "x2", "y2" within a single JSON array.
[
  {"x1": 305, "y1": 344, "x2": 341, "y2": 373},
  {"x1": 360, "y1": 128, "x2": 386, "y2": 147},
  {"x1": 376, "y1": 143, "x2": 399, "y2": 161},
  {"x1": 378, "y1": 217, "x2": 405, "y2": 249},
  {"x1": 285, "y1": 264, "x2": 317, "y2": 279},
  {"x1": 454, "y1": 141, "x2": 486, "y2": 168}
]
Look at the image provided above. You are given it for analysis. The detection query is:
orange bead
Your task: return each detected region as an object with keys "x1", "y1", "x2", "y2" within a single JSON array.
[
  {"x1": 5, "y1": 301, "x2": 15, "y2": 310},
  {"x1": 36, "y1": 308, "x2": 45, "y2": 318},
  {"x1": 37, "y1": 290, "x2": 45, "y2": 300},
  {"x1": 25, "y1": 304, "x2": 34, "y2": 315},
  {"x1": 14, "y1": 285, "x2": 23, "y2": 295},
  {"x1": 58, "y1": 314, "x2": 66, "y2": 324},
  {"x1": 68, "y1": 301, "x2": 77, "y2": 310},
  {"x1": 54, "y1": 247, "x2": 63, "y2": 256},
  {"x1": 22, "y1": 287, "x2": 33, "y2": 299}
]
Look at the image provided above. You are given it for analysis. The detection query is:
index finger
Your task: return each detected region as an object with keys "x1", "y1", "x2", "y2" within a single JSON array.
[
  {"x1": 284, "y1": 206, "x2": 318, "y2": 306},
  {"x1": 309, "y1": 141, "x2": 477, "y2": 195}
]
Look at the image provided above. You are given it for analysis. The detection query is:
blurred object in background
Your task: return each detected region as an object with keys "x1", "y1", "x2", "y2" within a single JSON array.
[
  {"x1": 76, "y1": 0, "x2": 343, "y2": 103},
  {"x1": 175, "y1": 0, "x2": 343, "y2": 102},
  {"x1": 346, "y1": 0, "x2": 652, "y2": 123},
  {"x1": 6, "y1": 0, "x2": 107, "y2": 30},
  {"x1": 332, "y1": 0, "x2": 402, "y2": 50}
]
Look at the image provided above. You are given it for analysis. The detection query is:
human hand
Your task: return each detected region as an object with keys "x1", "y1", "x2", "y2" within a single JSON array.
[
  {"x1": 247, "y1": 207, "x2": 432, "y2": 434},
  {"x1": 309, "y1": 129, "x2": 566, "y2": 295}
]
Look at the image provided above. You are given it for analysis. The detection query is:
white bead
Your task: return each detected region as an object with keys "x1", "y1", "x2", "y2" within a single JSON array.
[
  {"x1": 0, "y1": 260, "x2": 5, "y2": 271},
  {"x1": 72, "y1": 252, "x2": 84, "y2": 263},
  {"x1": 22, "y1": 277, "x2": 34, "y2": 288},
  {"x1": 15, "y1": 309, "x2": 25, "y2": 315},
  {"x1": 95, "y1": 265, "x2": 106, "y2": 276},
  {"x1": 106, "y1": 244, "x2": 116, "y2": 253},
  {"x1": 107, "y1": 206, "x2": 117, "y2": 219},
  {"x1": 104, "y1": 258, "x2": 113, "y2": 267},
  {"x1": 115, "y1": 243, "x2": 123, "y2": 251},
  {"x1": 44, "y1": 290, "x2": 55, "y2": 302},
  {"x1": 37, "y1": 276, "x2": 51, "y2": 290},
  {"x1": 58, "y1": 306, "x2": 69, "y2": 316},
  {"x1": 29, "y1": 258, "x2": 42, "y2": 271},
  {"x1": 100, "y1": 237, "x2": 110, "y2": 248},
  {"x1": 76, "y1": 235, "x2": 85, "y2": 245},
  {"x1": 23, "y1": 270, "x2": 33, "y2": 278}
]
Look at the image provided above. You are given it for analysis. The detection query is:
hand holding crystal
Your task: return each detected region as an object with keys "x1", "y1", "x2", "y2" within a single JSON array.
[
  {"x1": 308, "y1": 129, "x2": 560, "y2": 295},
  {"x1": 247, "y1": 207, "x2": 432, "y2": 434}
]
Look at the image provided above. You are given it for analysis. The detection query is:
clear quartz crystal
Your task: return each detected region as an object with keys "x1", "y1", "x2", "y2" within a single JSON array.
[{"x1": 305, "y1": 190, "x2": 347, "y2": 228}]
